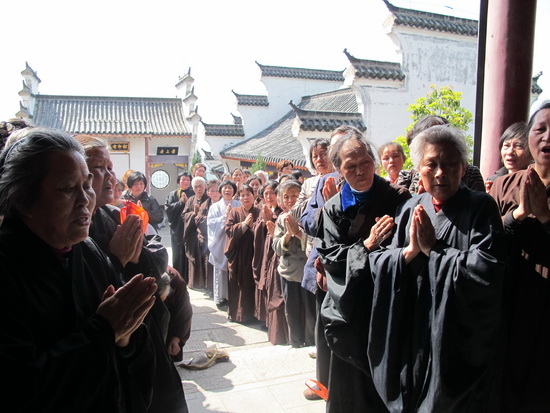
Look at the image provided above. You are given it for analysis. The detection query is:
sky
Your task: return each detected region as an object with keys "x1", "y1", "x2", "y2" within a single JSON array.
[{"x1": 1, "y1": 0, "x2": 549, "y2": 124}]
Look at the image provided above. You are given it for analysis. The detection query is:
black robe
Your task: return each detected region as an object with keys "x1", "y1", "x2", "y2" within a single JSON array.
[
  {"x1": 368, "y1": 185, "x2": 506, "y2": 412},
  {"x1": 0, "y1": 217, "x2": 155, "y2": 413},
  {"x1": 89, "y1": 206, "x2": 188, "y2": 413},
  {"x1": 165, "y1": 187, "x2": 195, "y2": 280},
  {"x1": 316, "y1": 177, "x2": 411, "y2": 412}
]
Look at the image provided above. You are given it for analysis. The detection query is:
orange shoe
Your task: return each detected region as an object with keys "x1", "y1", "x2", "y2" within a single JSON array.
[{"x1": 304, "y1": 379, "x2": 328, "y2": 401}]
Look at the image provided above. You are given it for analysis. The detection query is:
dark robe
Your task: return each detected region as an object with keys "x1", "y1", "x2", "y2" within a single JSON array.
[
  {"x1": 182, "y1": 194, "x2": 210, "y2": 290},
  {"x1": 197, "y1": 198, "x2": 214, "y2": 293},
  {"x1": 225, "y1": 205, "x2": 261, "y2": 323},
  {"x1": 316, "y1": 176, "x2": 411, "y2": 412},
  {"x1": 253, "y1": 206, "x2": 287, "y2": 339},
  {"x1": 165, "y1": 187, "x2": 195, "y2": 280},
  {"x1": 89, "y1": 205, "x2": 188, "y2": 413},
  {"x1": 490, "y1": 170, "x2": 550, "y2": 412},
  {"x1": 0, "y1": 217, "x2": 155, "y2": 413},
  {"x1": 368, "y1": 185, "x2": 506, "y2": 412},
  {"x1": 164, "y1": 267, "x2": 193, "y2": 362}
]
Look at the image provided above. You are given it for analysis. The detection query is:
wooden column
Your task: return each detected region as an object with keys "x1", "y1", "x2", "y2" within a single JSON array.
[{"x1": 479, "y1": 0, "x2": 537, "y2": 179}]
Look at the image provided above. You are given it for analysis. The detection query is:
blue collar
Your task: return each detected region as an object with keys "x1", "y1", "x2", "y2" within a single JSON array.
[{"x1": 341, "y1": 175, "x2": 379, "y2": 211}]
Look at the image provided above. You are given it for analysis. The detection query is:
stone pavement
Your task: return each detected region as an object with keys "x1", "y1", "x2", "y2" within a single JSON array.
[{"x1": 157, "y1": 225, "x2": 326, "y2": 413}]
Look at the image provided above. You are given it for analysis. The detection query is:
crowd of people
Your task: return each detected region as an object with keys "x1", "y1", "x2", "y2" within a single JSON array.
[{"x1": 1, "y1": 100, "x2": 549, "y2": 412}]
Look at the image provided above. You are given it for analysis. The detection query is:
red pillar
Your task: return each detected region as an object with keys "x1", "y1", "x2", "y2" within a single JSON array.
[{"x1": 479, "y1": 0, "x2": 537, "y2": 179}]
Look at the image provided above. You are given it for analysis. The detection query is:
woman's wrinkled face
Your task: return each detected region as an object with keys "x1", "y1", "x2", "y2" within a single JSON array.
[
  {"x1": 501, "y1": 137, "x2": 532, "y2": 173},
  {"x1": 221, "y1": 184, "x2": 235, "y2": 201},
  {"x1": 529, "y1": 108, "x2": 550, "y2": 168},
  {"x1": 232, "y1": 169, "x2": 243, "y2": 184},
  {"x1": 22, "y1": 150, "x2": 96, "y2": 249},
  {"x1": 86, "y1": 147, "x2": 115, "y2": 208},
  {"x1": 339, "y1": 139, "x2": 375, "y2": 192},
  {"x1": 263, "y1": 186, "x2": 278, "y2": 208},
  {"x1": 312, "y1": 146, "x2": 332, "y2": 175},
  {"x1": 130, "y1": 179, "x2": 145, "y2": 198},
  {"x1": 239, "y1": 189, "x2": 254, "y2": 210},
  {"x1": 419, "y1": 142, "x2": 465, "y2": 203},
  {"x1": 207, "y1": 184, "x2": 221, "y2": 202},
  {"x1": 380, "y1": 146, "x2": 405, "y2": 180}
]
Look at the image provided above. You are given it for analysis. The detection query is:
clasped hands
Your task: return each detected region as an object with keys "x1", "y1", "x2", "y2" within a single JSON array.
[
  {"x1": 403, "y1": 204, "x2": 436, "y2": 264},
  {"x1": 513, "y1": 166, "x2": 550, "y2": 224}
]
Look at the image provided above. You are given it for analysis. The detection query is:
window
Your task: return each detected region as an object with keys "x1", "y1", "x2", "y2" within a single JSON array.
[{"x1": 151, "y1": 170, "x2": 170, "y2": 189}]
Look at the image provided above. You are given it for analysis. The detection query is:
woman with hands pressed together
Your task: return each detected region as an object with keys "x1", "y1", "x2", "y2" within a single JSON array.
[
  {"x1": 316, "y1": 129, "x2": 411, "y2": 412},
  {"x1": 76, "y1": 135, "x2": 188, "y2": 413},
  {"x1": 0, "y1": 128, "x2": 157, "y2": 412},
  {"x1": 224, "y1": 184, "x2": 260, "y2": 323},
  {"x1": 369, "y1": 126, "x2": 506, "y2": 412},
  {"x1": 490, "y1": 101, "x2": 550, "y2": 411}
]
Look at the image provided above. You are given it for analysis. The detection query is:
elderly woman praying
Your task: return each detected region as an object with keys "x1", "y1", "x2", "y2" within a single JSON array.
[{"x1": 368, "y1": 125, "x2": 506, "y2": 412}]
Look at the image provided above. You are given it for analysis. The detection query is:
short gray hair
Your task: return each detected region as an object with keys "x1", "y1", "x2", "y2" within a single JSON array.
[
  {"x1": 409, "y1": 125, "x2": 468, "y2": 169},
  {"x1": 0, "y1": 127, "x2": 84, "y2": 217},
  {"x1": 329, "y1": 131, "x2": 378, "y2": 170},
  {"x1": 191, "y1": 176, "x2": 206, "y2": 187}
]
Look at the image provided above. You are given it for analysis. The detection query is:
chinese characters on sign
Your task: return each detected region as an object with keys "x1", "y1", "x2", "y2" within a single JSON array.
[
  {"x1": 110, "y1": 142, "x2": 130, "y2": 152},
  {"x1": 157, "y1": 147, "x2": 179, "y2": 155}
]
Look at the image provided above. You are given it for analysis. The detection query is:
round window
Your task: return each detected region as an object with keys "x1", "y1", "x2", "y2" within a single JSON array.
[{"x1": 151, "y1": 170, "x2": 170, "y2": 189}]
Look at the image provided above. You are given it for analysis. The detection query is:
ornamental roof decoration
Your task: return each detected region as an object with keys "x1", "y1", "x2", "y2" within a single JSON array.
[
  {"x1": 344, "y1": 49, "x2": 405, "y2": 81},
  {"x1": 382, "y1": 0, "x2": 478, "y2": 37},
  {"x1": 202, "y1": 122, "x2": 245, "y2": 137},
  {"x1": 32, "y1": 95, "x2": 190, "y2": 135},
  {"x1": 532, "y1": 71, "x2": 544, "y2": 95},
  {"x1": 256, "y1": 61, "x2": 344, "y2": 82},
  {"x1": 232, "y1": 90, "x2": 269, "y2": 106}
]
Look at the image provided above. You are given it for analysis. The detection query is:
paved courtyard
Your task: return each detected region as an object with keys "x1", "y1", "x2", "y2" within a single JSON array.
[{"x1": 158, "y1": 226, "x2": 325, "y2": 413}]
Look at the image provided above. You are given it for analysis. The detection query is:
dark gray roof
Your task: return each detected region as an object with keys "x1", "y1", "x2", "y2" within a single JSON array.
[
  {"x1": 344, "y1": 49, "x2": 405, "y2": 81},
  {"x1": 202, "y1": 122, "x2": 245, "y2": 137},
  {"x1": 256, "y1": 62, "x2": 344, "y2": 82},
  {"x1": 383, "y1": 0, "x2": 478, "y2": 37},
  {"x1": 232, "y1": 90, "x2": 269, "y2": 106},
  {"x1": 220, "y1": 88, "x2": 362, "y2": 166},
  {"x1": 33, "y1": 95, "x2": 190, "y2": 135}
]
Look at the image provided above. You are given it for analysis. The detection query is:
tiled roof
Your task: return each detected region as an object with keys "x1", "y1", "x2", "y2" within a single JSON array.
[
  {"x1": 256, "y1": 62, "x2": 344, "y2": 82},
  {"x1": 33, "y1": 95, "x2": 191, "y2": 135},
  {"x1": 220, "y1": 88, "x2": 362, "y2": 166},
  {"x1": 202, "y1": 122, "x2": 245, "y2": 137},
  {"x1": 291, "y1": 102, "x2": 366, "y2": 132},
  {"x1": 220, "y1": 111, "x2": 305, "y2": 166},
  {"x1": 344, "y1": 49, "x2": 405, "y2": 81},
  {"x1": 232, "y1": 90, "x2": 269, "y2": 106},
  {"x1": 532, "y1": 72, "x2": 543, "y2": 95},
  {"x1": 383, "y1": 0, "x2": 478, "y2": 37}
]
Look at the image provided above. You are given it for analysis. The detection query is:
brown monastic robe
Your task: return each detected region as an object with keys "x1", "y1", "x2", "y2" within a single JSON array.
[
  {"x1": 490, "y1": 170, "x2": 550, "y2": 412},
  {"x1": 224, "y1": 205, "x2": 260, "y2": 323},
  {"x1": 252, "y1": 205, "x2": 288, "y2": 345},
  {"x1": 182, "y1": 194, "x2": 210, "y2": 289}
]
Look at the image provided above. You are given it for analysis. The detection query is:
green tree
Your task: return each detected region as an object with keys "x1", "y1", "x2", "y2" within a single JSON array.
[
  {"x1": 188, "y1": 150, "x2": 202, "y2": 174},
  {"x1": 393, "y1": 85, "x2": 474, "y2": 172},
  {"x1": 250, "y1": 153, "x2": 267, "y2": 173}
]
